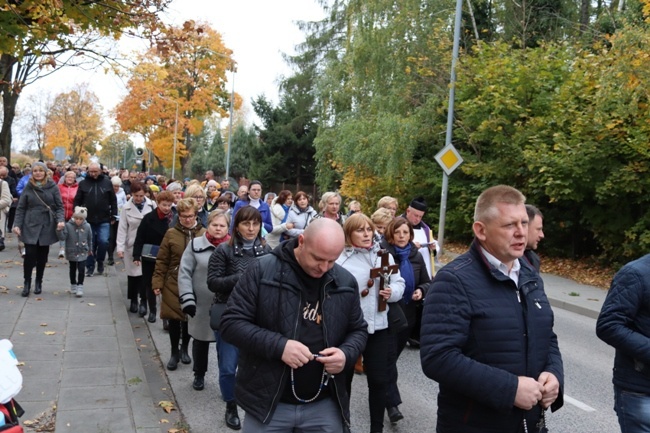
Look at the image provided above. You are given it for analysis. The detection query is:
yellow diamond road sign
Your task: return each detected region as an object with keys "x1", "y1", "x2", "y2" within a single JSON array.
[{"x1": 435, "y1": 144, "x2": 463, "y2": 176}]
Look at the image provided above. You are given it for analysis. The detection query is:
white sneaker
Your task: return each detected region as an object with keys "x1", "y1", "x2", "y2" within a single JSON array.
[
  {"x1": 59, "y1": 248, "x2": 65, "y2": 259},
  {"x1": 76, "y1": 285, "x2": 83, "y2": 297},
  {"x1": 70, "y1": 284, "x2": 77, "y2": 294}
]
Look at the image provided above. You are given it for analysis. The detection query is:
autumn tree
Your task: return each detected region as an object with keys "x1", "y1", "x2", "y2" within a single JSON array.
[
  {"x1": 0, "y1": 0, "x2": 170, "y2": 163},
  {"x1": 43, "y1": 85, "x2": 103, "y2": 163},
  {"x1": 101, "y1": 132, "x2": 136, "y2": 170},
  {"x1": 115, "y1": 21, "x2": 239, "y2": 176}
]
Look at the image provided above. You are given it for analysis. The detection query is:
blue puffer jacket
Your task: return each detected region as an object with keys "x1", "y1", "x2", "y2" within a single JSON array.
[
  {"x1": 597, "y1": 254, "x2": 650, "y2": 393},
  {"x1": 420, "y1": 240, "x2": 564, "y2": 433}
]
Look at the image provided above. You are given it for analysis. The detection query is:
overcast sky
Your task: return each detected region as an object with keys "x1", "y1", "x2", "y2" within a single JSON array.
[{"x1": 15, "y1": 0, "x2": 324, "y2": 148}]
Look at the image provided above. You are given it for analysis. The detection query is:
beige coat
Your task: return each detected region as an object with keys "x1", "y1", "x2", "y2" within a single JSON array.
[
  {"x1": 0, "y1": 180, "x2": 11, "y2": 236},
  {"x1": 116, "y1": 197, "x2": 155, "y2": 277},
  {"x1": 153, "y1": 222, "x2": 205, "y2": 321}
]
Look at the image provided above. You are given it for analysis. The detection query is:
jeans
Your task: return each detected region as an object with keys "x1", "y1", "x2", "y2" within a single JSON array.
[
  {"x1": 214, "y1": 330, "x2": 239, "y2": 402},
  {"x1": 242, "y1": 398, "x2": 343, "y2": 433},
  {"x1": 86, "y1": 222, "x2": 110, "y2": 271},
  {"x1": 615, "y1": 385, "x2": 650, "y2": 433}
]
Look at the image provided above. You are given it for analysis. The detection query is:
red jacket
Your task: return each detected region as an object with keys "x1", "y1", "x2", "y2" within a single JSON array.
[{"x1": 59, "y1": 182, "x2": 79, "y2": 221}]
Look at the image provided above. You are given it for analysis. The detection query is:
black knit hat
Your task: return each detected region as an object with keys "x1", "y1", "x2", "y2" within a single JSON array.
[{"x1": 409, "y1": 196, "x2": 427, "y2": 212}]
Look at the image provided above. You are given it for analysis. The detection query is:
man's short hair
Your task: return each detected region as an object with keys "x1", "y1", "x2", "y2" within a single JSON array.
[
  {"x1": 473, "y1": 185, "x2": 526, "y2": 223},
  {"x1": 525, "y1": 204, "x2": 543, "y2": 221}
]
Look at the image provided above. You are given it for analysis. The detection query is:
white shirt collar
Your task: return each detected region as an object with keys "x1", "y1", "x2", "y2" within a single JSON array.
[{"x1": 480, "y1": 246, "x2": 520, "y2": 285}]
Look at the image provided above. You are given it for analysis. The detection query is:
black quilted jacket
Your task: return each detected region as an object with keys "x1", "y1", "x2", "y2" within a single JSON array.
[
  {"x1": 206, "y1": 239, "x2": 271, "y2": 304},
  {"x1": 220, "y1": 239, "x2": 368, "y2": 426}
]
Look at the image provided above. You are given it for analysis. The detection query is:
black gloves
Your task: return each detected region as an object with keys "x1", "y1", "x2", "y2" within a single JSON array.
[{"x1": 183, "y1": 305, "x2": 196, "y2": 318}]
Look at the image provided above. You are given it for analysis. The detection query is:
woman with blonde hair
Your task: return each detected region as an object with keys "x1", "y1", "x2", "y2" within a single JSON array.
[
  {"x1": 182, "y1": 184, "x2": 208, "y2": 227},
  {"x1": 377, "y1": 196, "x2": 399, "y2": 217},
  {"x1": 14, "y1": 161, "x2": 65, "y2": 296},
  {"x1": 317, "y1": 191, "x2": 346, "y2": 226},
  {"x1": 336, "y1": 213, "x2": 405, "y2": 433}
]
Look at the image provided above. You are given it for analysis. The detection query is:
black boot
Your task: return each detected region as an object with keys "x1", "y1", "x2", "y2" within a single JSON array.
[
  {"x1": 225, "y1": 401, "x2": 241, "y2": 430},
  {"x1": 21, "y1": 280, "x2": 31, "y2": 297},
  {"x1": 192, "y1": 374, "x2": 204, "y2": 391},
  {"x1": 129, "y1": 299, "x2": 138, "y2": 313},
  {"x1": 148, "y1": 310, "x2": 157, "y2": 323},
  {"x1": 180, "y1": 346, "x2": 191, "y2": 364},
  {"x1": 34, "y1": 280, "x2": 42, "y2": 295},
  {"x1": 166, "y1": 351, "x2": 180, "y2": 371},
  {"x1": 138, "y1": 303, "x2": 147, "y2": 317}
]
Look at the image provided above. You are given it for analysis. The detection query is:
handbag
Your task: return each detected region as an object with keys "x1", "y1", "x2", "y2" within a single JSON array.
[
  {"x1": 387, "y1": 302, "x2": 408, "y2": 334},
  {"x1": 140, "y1": 244, "x2": 160, "y2": 262},
  {"x1": 209, "y1": 302, "x2": 227, "y2": 331},
  {"x1": 0, "y1": 400, "x2": 24, "y2": 433}
]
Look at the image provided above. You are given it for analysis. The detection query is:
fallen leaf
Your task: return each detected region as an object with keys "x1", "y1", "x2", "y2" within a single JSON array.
[
  {"x1": 19, "y1": 332, "x2": 24, "y2": 335},
  {"x1": 160, "y1": 418, "x2": 169, "y2": 423},
  {"x1": 22, "y1": 420, "x2": 36, "y2": 426},
  {"x1": 17, "y1": 362, "x2": 25, "y2": 366},
  {"x1": 40, "y1": 323, "x2": 48, "y2": 327},
  {"x1": 87, "y1": 303, "x2": 96, "y2": 306},
  {"x1": 158, "y1": 400, "x2": 175, "y2": 414},
  {"x1": 35, "y1": 297, "x2": 43, "y2": 301},
  {"x1": 0, "y1": 274, "x2": 7, "y2": 277},
  {"x1": 44, "y1": 331, "x2": 56, "y2": 335}
]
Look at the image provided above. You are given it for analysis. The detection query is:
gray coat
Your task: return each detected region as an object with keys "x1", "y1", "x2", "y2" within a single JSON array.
[
  {"x1": 58, "y1": 220, "x2": 93, "y2": 262},
  {"x1": 178, "y1": 234, "x2": 216, "y2": 342},
  {"x1": 14, "y1": 179, "x2": 64, "y2": 245}
]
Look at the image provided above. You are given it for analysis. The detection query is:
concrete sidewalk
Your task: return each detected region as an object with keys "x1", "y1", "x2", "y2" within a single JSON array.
[
  {"x1": 0, "y1": 234, "x2": 180, "y2": 433},
  {"x1": 0, "y1": 232, "x2": 611, "y2": 433}
]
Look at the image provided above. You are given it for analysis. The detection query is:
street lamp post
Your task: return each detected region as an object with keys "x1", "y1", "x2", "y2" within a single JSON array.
[
  {"x1": 201, "y1": 48, "x2": 236, "y2": 180},
  {"x1": 225, "y1": 71, "x2": 234, "y2": 180},
  {"x1": 171, "y1": 100, "x2": 179, "y2": 180}
]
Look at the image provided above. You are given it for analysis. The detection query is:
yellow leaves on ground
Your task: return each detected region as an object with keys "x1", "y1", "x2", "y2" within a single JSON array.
[{"x1": 159, "y1": 400, "x2": 176, "y2": 414}]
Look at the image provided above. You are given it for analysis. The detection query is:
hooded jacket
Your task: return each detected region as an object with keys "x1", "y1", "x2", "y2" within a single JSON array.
[{"x1": 219, "y1": 238, "x2": 368, "y2": 426}]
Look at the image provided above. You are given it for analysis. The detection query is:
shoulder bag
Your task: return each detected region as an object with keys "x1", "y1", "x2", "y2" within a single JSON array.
[{"x1": 209, "y1": 302, "x2": 227, "y2": 331}]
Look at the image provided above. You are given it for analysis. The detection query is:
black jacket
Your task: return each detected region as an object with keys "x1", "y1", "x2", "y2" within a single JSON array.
[
  {"x1": 597, "y1": 254, "x2": 650, "y2": 394},
  {"x1": 132, "y1": 210, "x2": 170, "y2": 261},
  {"x1": 207, "y1": 238, "x2": 271, "y2": 304},
  {"x1": 73, "y1": 174, "x2": 117, "y2": 224},
  {"x1": 220, "y1": 238, "x2": 368, "y2": 426},
  {"x1": 420, "y1": 240, "x2": 564, "y2": 433}
]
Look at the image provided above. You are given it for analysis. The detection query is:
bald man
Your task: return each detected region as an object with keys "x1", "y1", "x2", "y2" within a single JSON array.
[
  {"x1": 220, "y1": 218, "x2": 368, "y2": 432},
  {"x1": 74, "y1": 162, "x2": 117, "y2": 276}
]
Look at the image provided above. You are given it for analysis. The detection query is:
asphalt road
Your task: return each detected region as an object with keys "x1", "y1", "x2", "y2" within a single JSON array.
[{"x1": 154, "y1": 303, "x2": 619, "y2": 433}]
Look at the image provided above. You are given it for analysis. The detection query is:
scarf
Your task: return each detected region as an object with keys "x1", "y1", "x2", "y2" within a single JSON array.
[
  {"x1": 206, "y1": 232, "x2": 230, "y2": 247},
  {"x1": 281, "y1": 204, "x2": 290, "y2": 224},
  {"x1": 157, "y1": 208, "x2": 172, "y2": 225},
  {"x1": 394, "y1": 244, "x2": 415, "y2": 303},
  {"x1": 134, "y1": 201, "x2": 145, "y2": 212}
]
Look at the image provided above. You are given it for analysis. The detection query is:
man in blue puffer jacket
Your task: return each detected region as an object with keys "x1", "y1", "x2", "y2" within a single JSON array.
[
  {"x1": 597, "y1": 254, "x2": 650, "y2": 433},
  {"x1": 420, "y1": 185, "x2": 564, "y2": 433}
]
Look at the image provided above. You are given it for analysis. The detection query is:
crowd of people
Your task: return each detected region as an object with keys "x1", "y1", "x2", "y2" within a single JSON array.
[{"x1": 2, "y1": 158, "x2": 570, "y2": 433}]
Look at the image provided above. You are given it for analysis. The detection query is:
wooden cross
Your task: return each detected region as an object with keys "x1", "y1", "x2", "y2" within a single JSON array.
[{"x1": 369, "y1": 249, "x2": 399, "y2": 312}]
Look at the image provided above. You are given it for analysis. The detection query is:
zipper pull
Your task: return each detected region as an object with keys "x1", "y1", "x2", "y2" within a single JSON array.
[
  {"x1": 516, "y1": 290, "x2": 521, "y2": 303},
  {"x1": 534, "y1": 299, "x2": 542, "y2": 309}
]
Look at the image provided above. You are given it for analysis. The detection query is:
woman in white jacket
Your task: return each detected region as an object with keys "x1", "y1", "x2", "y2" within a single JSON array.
[
  {"x1": 265, "y1": 190, "x2": 294, "y2": 248},
  {"x1": 336, "y1": 213, "x2": 404, "y2": 433},
  {"x1": 116, "y1": 182, "x2": 155, "y2": 316}
]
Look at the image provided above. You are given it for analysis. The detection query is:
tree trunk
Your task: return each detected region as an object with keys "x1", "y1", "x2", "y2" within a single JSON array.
[
  {"x1": 580, "y1": 0, "x2": 590, "y2": 33},
  {"x1": 0, "y1": 55, "x2": 19, "y2": 164}
]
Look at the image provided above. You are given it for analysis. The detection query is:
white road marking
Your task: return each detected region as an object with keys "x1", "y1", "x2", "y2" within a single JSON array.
[{"x1": 565, "y1": 394, "x2": 596, "y2": 412}]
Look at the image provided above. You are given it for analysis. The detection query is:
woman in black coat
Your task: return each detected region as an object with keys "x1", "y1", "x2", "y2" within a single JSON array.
[
  {"x1": 133, "y1": 190, "x2": 175, "y2": 323},
  {"x1": 13, "y1": 162, "x2": 64, "y2": 297},
  {"x1": 206, "y1": 206, "x2": 271, "y2": 430},
  {"x1": 383, "y1": 216, "x2": 431, "y2": 424}
]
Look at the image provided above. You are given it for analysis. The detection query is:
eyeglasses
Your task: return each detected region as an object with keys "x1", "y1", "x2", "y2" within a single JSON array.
[
  {"x1": 179, "y1": 214, "x2": 196, "y2": 220},
  {"x1": 192, "y1": 195, "x2": 205, "y2": 201}
]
